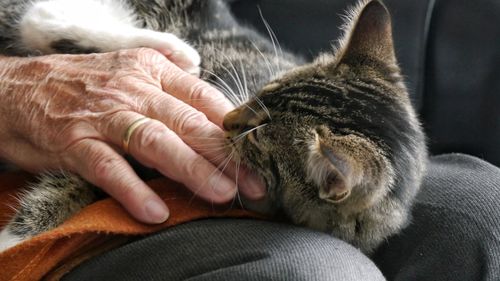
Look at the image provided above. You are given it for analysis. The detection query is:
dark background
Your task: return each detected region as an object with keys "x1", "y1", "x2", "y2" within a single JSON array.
[{"x1": 230, "y1": 0, "x2": 500, "y2": 166}]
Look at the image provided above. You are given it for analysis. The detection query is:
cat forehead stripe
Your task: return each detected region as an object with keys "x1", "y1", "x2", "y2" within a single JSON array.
[{"x1": 261, "y1": 79, "x2": 395, "y2": 114}]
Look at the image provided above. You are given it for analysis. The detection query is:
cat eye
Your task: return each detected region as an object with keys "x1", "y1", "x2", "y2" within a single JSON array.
[
  {"x1": 245, "y1": 122, "x2": 268, "y2": 144},
  {"x1": 244, "y1": 125, "x2": 259, "y2": 143}
]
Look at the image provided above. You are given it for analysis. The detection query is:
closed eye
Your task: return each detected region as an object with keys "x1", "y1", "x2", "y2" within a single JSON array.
[
  {"x1": 247, "y1": 127, "x2": 258, "y2": 143},
  {"x1": 246, "y1": 123, "x2": 268, "y2": 144}
]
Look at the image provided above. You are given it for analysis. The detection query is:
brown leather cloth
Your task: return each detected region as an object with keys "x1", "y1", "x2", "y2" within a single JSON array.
[{"x1": 0, "y1": 171, "x2": 261, "y2": 281}]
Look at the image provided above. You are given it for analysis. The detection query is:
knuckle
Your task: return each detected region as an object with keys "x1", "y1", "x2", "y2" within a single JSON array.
[
  {"x1": 140, "y1": 94, "x2": 165, "y2": 113},
  {"x1": 136, "y1": 47, "x2": 162, "y2": 59},
  {"x1": 91, "y1": 155, "x2": 121, "y2": 183},
  {"x1": 59, "y1": 126, "x2": 85, "y2": 146},
  {"x1": 189, "y1": 82, "x2": 232, "y2": 112},
  {"x1": 58, "y1": 122, "x2": 97, "y2": 153},
  {"x1": 183, "y1": 156, "x2": 206, "y2": 179},
  {"x1": 189, "y1": 81, "x2": 220, "y2": 102},
  {"x1": 118, "y1": 48, "x2": 167, "y2": 70},
  {"x1": 122, "y1": 47, "x2": 155, "y2": 58},
  {"x1": 173, "y1": 108, "x2": 208, "y2": 136},
  {"x1": 134, "y1": 120, "x2": 173, "y2": 150},
  {"x1": 116, "y1": 48, "x2": 136, "y2": 60},
  {"x1": 112, "y1": 180, "x2": 136, "y2": 200},
  {"x1": 160, "y1": 64, "x2": 187, "y2": 86}
]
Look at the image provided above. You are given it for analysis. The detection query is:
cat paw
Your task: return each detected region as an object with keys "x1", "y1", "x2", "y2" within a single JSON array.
[
  {"x1": 20, "y1": 0, "x2": 201, "y2": 75},
  {"x1": 0, "y1": 228, "x2": 24, "y2": 253},
  {"x1": 132, "y1": 29, "x2": 201, "y2": 75}
]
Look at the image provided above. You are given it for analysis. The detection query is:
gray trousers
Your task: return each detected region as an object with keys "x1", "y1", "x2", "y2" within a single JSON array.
[{"x1": 64, "y1": 154, "x2": 500, "y2": 281}]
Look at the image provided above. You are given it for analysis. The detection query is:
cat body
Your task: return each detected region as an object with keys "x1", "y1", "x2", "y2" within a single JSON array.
[{"x1": 0, "y1": 0, "x2": 426, "y2": 254}]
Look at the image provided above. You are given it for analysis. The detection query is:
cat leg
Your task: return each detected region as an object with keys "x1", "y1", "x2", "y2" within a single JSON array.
[
  {"x1": 0, "y1": 172, "x2": 99, "y2": 252},
  {"x1": 18, "y1": 0, "x2": 200, "y2": 74}
]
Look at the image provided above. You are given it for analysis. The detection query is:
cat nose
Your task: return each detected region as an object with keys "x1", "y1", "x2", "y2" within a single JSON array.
[{"x1": 223, "y1": 108, "x2": 244, "y2": 131}]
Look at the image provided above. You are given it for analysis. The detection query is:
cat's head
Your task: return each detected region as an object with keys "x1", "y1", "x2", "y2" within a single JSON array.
[{"x1": 223, "y1": 1, "x2": 426, "y2": 223}]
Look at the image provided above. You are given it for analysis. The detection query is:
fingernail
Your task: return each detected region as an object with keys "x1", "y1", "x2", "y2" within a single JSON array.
[
  {"x1": 211, "y1": 177, "x2": 237, "y2": 197},
  {"x1": 145, "y1": 199, "x2": 169, "y2": 223},
  {"x1": 244, "y1": 172, "x2": 267, "y2": 199}
]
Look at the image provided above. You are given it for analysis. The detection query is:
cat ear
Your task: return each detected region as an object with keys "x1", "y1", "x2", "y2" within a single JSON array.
[
  {"x1": 306, "y1": 128, "x2": 362, "y2": 203},
  {"x1": 337, "y1": 0, "x2": 396, "y2": 66}
]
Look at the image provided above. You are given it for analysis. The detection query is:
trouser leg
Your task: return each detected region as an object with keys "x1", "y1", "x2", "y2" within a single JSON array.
[
  {"x1": 373, "y1": 154, "x2": 500, "y2": 281},
  {"x1": 64, "y1": 219, "x2": 385, "y2": 281}
]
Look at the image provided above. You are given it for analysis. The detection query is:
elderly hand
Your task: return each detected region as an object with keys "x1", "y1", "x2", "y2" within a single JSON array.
[{"x1": 0, "y1": 48, "x2": 265, "y2": 224}]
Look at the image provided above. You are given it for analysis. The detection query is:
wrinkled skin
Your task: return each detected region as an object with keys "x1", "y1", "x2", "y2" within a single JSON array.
[{"x1": 0, "y1": 48, "x2": 265, "y2": 224}]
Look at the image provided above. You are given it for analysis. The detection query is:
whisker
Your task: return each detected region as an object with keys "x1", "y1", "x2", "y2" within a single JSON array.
[
  {"x1": 219, "y1": 54, "x2": 246, "y2": 105},
  {"x1": 186, "y1": 98, "x2": 235, "y2": 102},
  {"x1": 186, "y1": 139, "x2": 227, "y2": 144},
  {"x1": 183, "y1": 137, "x2": 227, "y2": 143},
  {"x1": 209, "y1": 66, "x2": 254, "y2": 116},
  {"x1": 208, "y1": 150, "x2": 236, "y2": 205},
  {"x1": 208, "y1": 80, "x2": 239, "y2": 106},
  {"x1": 234, "y1": 159, "x2": 245, "y2": 210},
  {"x1": 221, "y1": 54, "x2": 263, "y2": 117},
  {"x1": 205, "y1": 152, "x2": 234, "y2": 165},
  {"x1": 184, "y1": 137, "x2": 227, "y2": 142},
  {"x1": 258, "y1": 7, "x2": 283, "y2": 72},
  {"x1": 232, "y1": 123, "x2": 268, "y2": 142},
  {"x1": 202, "y1": 68, "x2": 241, "y2": 106},
  {"x1": 267, "y1": 20, "x2": 284, "y2": 60},
  {"x1": 188, "y1": 144, "x2": 229, "y2": 153},
  {"x1": 238, "y1": 58, "x2": 250, "y2": 102},
  {"x1": 187, "y1": 150, "x2": 235, "y2": 205},
  {"x1": 217, "y1": 150, "x2": 235, "y2": 176},
  {"x1": 250, "y1": 41, "x2": 276, "y2": 78},
  {"x1": 252, "y1": 94, "x2": 272, "y2": 120},
  {"x1": 210, "y1": 80, "x2": 240, "y2": 106},
  {"x1": 195, "y1": 105, "x2": 233, "y2": 111},
  {"x1": 202, "y1": 53, "x2": 269, "y2": 121},
  {"x1": 197, "y1": 145, "x2": 228, "y2": 154}
]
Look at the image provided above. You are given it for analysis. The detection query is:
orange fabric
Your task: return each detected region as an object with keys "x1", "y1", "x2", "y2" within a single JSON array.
[{"x1": 0, "y1": 171, "x2": 261, "y2": 281}]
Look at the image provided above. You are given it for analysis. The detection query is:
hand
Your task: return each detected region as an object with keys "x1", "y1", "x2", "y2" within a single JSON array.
[{"x1": 0, "y1": 48, "x2": 265, "y2": 224}]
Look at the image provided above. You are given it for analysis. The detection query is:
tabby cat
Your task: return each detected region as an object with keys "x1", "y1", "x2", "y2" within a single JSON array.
[{"x1": 0, "y1": 0, "x2": 426, "y2": 254}]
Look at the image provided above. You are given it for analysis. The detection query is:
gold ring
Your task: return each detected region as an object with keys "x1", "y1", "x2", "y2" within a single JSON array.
[{"x1": 122, "y1": 117, "x2": 150, "y2": 154}]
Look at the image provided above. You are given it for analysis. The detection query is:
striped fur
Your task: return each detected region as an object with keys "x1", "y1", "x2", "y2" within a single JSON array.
[
  {"x1": 0, "y1": 0, "x2": 426, "y2": 254},
  {"x1": 224, "y1": 1, "x2": 427, "y2": 253}
]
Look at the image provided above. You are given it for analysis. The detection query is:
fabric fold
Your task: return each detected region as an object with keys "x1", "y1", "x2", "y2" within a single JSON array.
[{"x1": 0, "y1": 171, "x2": 261, "y2": 281}]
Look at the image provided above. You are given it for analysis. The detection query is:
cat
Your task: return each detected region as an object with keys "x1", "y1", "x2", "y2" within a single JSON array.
[{"x1": 0, "y1": 0, "x2": 426, "y2": 254}]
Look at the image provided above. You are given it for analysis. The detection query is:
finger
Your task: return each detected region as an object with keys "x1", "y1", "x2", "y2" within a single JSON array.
[
  {"x1": 157, "y1": 61, "x2": 234, "y2": 127},
  {"x1": 64, "y1": 138, "x2": 169, "y2": 224},
  {"x1": 139, "y1": 82, "x2": 223, "y2": 139},
  {"x1": 228, "y1": 163, "x2": 267, "y2": 200},
  {"x1": 132, "y1": 84, "x2": 266, "y2": 198},
  {"x1": 98, "y1": 111, "x2": 238, "y2": 203},
  {"x1": 127, "y1": 82, "x2": 231, "y2": 168}
]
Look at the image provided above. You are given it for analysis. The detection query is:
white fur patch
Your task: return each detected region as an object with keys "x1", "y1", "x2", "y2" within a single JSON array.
[
  {"x1": 19, "y1": 0, "x2": 200, "y2": 72},
  {"x1": 305, "y1": 131, "x2": 333, "y2": 188},
  {"x1": 0, "y1": 228, "x2": 24, "y2": 253}
]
